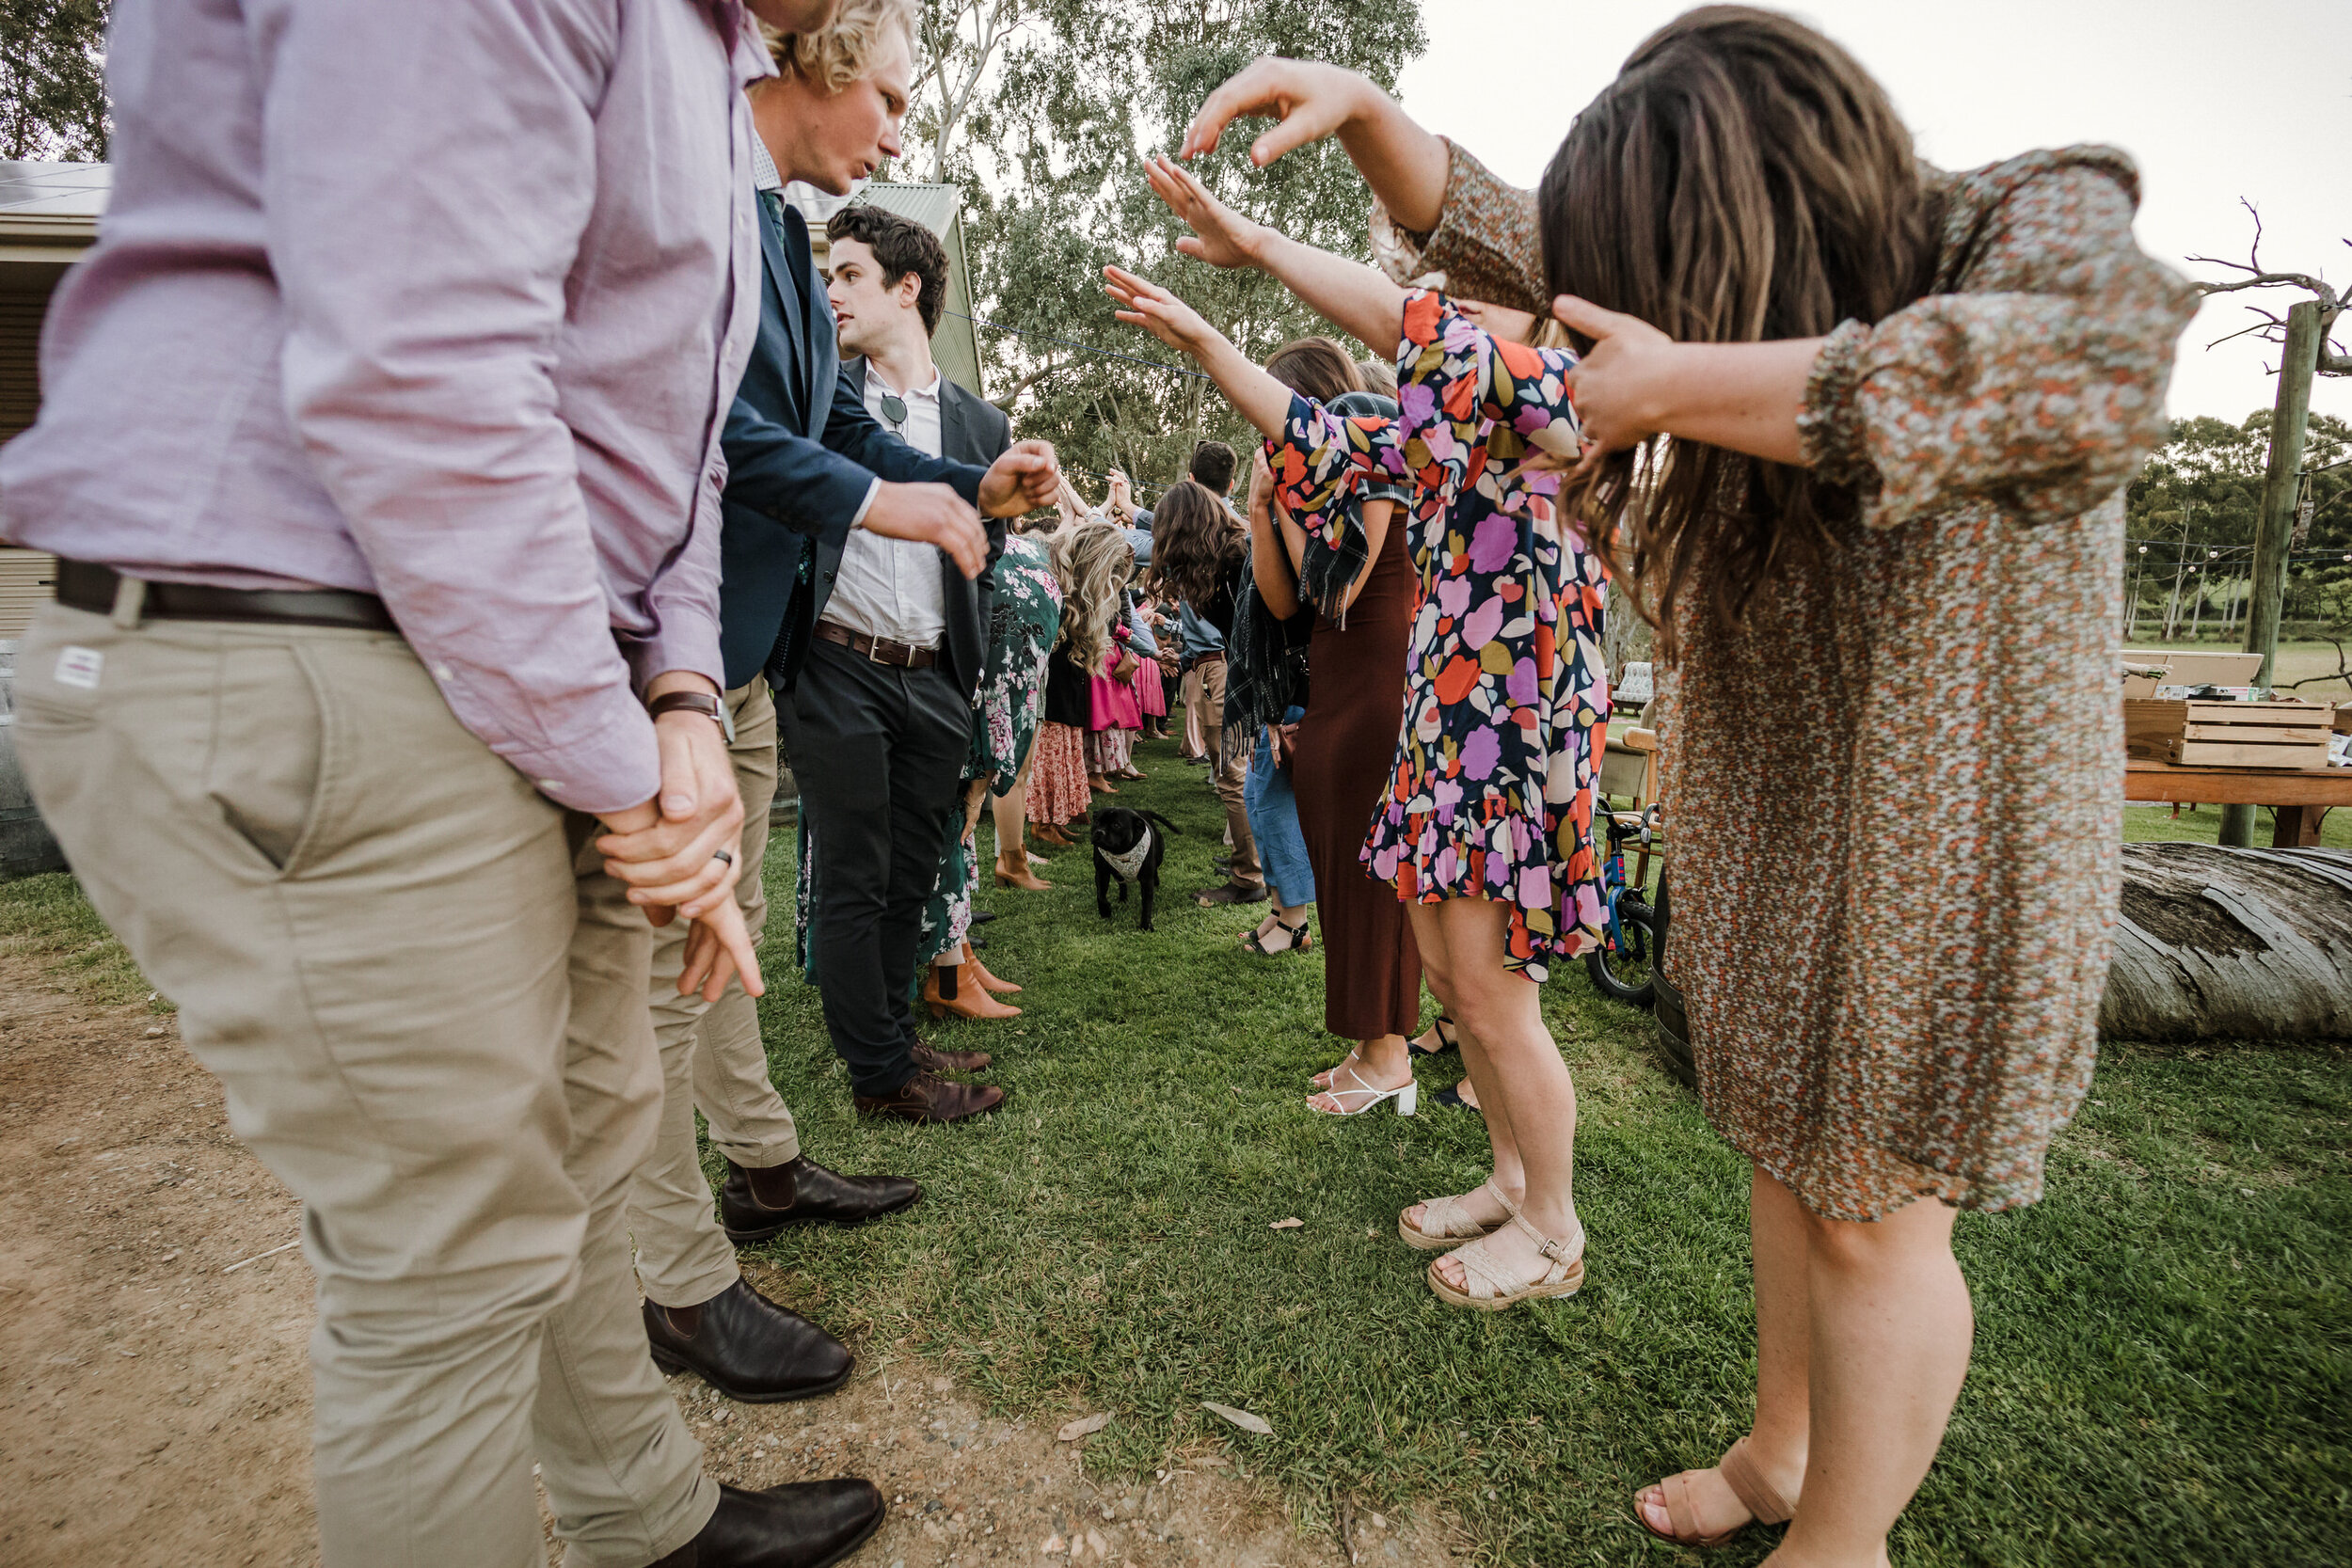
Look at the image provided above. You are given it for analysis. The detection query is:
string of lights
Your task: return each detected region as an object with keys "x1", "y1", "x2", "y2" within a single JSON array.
[{"x1": 945, "y1": 309, "x2": 1217, "y2": 385}]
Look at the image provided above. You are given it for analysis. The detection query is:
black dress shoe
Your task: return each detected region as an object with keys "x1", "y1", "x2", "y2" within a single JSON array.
[
  {"x1": 969, "y1": 909, "x2": 998, "y2": 925},
  {"x1": 643, "y1": 1278, "x2": 852, "y2": 1403},
  {"x1": 650, "y1": 1480, "x2": 885, "y2": 1568},
  {"x1": 720, "y1": 1155, "x2": 920, "y2": 1243}
]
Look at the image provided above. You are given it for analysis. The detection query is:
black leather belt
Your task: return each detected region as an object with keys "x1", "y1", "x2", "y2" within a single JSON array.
[
  {"x1": 57, "y1": 559, "x2": 398, "y2": 632},
  {"x1": 815, "y1": 619, "x2": 937, "y2": 669}
]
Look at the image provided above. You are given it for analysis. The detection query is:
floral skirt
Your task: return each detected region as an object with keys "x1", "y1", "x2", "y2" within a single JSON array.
[
  {"x1": 1028, "y1": 721, "x2": 1089, "y2": 827},
  {"x1": 1084, "y1": 728, "x2": 1133, "y2": 775}
]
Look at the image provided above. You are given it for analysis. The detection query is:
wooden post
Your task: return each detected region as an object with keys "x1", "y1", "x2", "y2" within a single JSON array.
[{"x1": 2219, "y1": 298, "x2": 2324, "y2": 847}]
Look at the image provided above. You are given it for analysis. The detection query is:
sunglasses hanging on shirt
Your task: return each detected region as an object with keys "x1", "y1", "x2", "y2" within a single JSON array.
[{"x1": 880, "y1": 392, "x2": 908, "y2": 432}]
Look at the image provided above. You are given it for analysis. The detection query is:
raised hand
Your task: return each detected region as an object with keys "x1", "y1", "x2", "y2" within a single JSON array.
[
  {"x1": 1178, "y1": 56, "x2": 1376, "y2": 167},
  {"x1": 978, "y1": 439, "x2": 1061, "y2": 520},
  {"x1": 1104, "y1": 264, "x2": 1226, "y2": 358},
  {"x1": 1144, "y1": 155, "x2": 1266, "y2": 271},
  {"x1": 1552, "y1": 293, "x2": 1818, "y2": 473}
]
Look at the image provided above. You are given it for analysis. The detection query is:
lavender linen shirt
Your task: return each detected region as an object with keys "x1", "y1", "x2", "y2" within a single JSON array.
[{"x1": 0, "y1": 0, "x2": 774, "y2": 815}]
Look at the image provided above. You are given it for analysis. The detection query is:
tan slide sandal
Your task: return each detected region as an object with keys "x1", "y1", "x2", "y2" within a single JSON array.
[
  {"x1": 1634, "y1": 1434, "x2": 1796, "y2": 1548},
  {"x1": 1425, "y1": 1212, "x2": 1585, "y2": 1311},
  {"x1": 1397, "y1": 1178, "x2": 1518, "y2": 1252}
]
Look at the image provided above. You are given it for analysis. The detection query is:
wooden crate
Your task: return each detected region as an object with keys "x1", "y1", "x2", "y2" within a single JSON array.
[{"x1": 2126, "y1": 697, "x2": 2332, "y2": 768}]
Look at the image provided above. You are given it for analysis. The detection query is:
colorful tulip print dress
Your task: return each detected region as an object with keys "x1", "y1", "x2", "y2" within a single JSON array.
[{"x1": 1270, "y1": 289, "x2": 1609, "y2": 982}]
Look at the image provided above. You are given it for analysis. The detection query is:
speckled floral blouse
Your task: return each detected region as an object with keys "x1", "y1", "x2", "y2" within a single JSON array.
[
  {"x1": 1388, "y1": 140, "x2": 2198, "y2": 1218},
  {"x1": 1273, "y1": 289, "x2": 1608, "y2": 983}
]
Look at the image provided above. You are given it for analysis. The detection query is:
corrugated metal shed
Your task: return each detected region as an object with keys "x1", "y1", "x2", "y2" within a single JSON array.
[
  {"x1": 803, "y1": 182, "x2": 986, "y2": 401},
  {"x1": 0, "y1": 162, "x2": 107, "y2": 638}
]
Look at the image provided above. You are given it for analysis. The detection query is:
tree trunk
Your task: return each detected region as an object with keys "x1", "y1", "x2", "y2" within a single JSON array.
[{"x1": 2100, "y1": 843, "x2": 2352, "y2": 1041}]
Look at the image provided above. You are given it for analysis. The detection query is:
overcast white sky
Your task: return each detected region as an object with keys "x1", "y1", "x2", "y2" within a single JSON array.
[{"x1": 1393, "y1": 0, "x2": 2352, "y2": 425}]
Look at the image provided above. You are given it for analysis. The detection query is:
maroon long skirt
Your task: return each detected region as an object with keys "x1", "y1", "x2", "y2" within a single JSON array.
[{"x1": 1291, "y1": 519, "x2": 1424, "y2": 1040}]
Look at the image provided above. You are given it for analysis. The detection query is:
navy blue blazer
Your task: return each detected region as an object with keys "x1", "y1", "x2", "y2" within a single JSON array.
[{"x1": 717, "y1": 193, "x2": 998, "y2": 693}]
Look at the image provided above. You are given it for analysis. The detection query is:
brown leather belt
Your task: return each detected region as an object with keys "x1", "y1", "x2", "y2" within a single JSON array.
[
  {"x1": 815, "y1": 619, "x2": 937, "y2": 669},
  {"x1": 57, "y1": 558, "x2": 398, "y2": 632}
]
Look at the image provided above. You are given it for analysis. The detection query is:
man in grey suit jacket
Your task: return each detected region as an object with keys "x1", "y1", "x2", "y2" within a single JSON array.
[{"x1": 781, "y1": 202, "x2": 1020, "y2": 1126}]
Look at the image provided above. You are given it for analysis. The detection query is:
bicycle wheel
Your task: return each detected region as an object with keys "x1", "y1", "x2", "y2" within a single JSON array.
[{"x1": 1585, "y1": 897, "x2": 1657, "y2": 1007}]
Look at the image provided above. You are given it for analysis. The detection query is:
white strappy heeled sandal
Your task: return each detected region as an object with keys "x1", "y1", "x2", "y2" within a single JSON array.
[
  {"x1": 1305, "y1": 1061, "x2": 1418, "y2": 1118},
  {"x1": 1426, "y1": 1211, "x2": 1586, "y2": 1311},
  {"x1": 1396, "y1": 1178, "x2": 1518, "y2": 1252}
]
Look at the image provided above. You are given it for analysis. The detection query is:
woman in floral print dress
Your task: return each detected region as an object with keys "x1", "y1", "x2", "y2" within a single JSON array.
[
  {"x1": 1271, "y1": 289, "x2": 1608, "y2": 983},
  {"x1": 914, "y1": 528, "x2": 1064, "y2": 1013},
  {"x1": 1180, "y1": 9, "x2": 2196, "y2": 1564},
  {"x1": 1108, "y1": 155, "x2": 1599, "y2": 1320}
]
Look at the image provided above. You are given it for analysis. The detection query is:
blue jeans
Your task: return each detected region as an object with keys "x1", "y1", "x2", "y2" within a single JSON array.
[{"x1": 1245, "y1": 705, "x2": 1316, "y2": 909}]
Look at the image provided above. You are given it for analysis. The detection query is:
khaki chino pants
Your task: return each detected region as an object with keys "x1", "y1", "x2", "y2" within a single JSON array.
[
  {"x1": 14, "y1": 605, "x2": 715, "y2": 1568},
  {"x1": 1191, "y1": 655, "x2": 1260, "y2": 886},
  {"x1": 629, "y1": 678, "x2": 800, "y2": 1309}
]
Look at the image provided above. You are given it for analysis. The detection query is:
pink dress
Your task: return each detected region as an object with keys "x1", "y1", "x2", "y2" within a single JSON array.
[{"x1": 1089, "y1": 629, "x2": 1145, "y2": 731}]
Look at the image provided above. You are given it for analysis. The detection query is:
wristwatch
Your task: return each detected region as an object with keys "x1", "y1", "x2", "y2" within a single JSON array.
[{"x1": 648, "y1": 689, "x2": 735, "y2": 744}]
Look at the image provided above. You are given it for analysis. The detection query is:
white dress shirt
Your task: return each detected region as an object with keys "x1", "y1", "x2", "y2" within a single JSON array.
[{"x1": 825, "y1": 365, "x2": 949, "y2": 647}]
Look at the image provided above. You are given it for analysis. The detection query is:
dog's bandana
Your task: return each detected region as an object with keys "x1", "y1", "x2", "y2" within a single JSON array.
[{"x1": 1100, "y1": 826, "x2": 1152, "y2": 883}]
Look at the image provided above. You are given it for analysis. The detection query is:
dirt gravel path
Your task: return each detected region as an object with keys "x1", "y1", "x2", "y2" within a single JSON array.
[{"x1": 0, "y1": 958, "x2": 1458, "y2": 1567}]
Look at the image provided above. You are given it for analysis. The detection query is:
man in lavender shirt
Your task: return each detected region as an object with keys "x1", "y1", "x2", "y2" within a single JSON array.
[{"x1": 0, "y1": 2, "x2": 930, "y2": 1564}]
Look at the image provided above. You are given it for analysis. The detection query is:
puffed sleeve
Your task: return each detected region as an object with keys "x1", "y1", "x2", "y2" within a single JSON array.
[
  {"x1": 1795, "y1": 148, "x2": 2199, "y2": 530},
  {"x1": 1370, "y1": 137, "x2": 1547, "y2": 315},
  {"x1": 1269, "y1": 392, "x2": 1403, "y2": 524}
]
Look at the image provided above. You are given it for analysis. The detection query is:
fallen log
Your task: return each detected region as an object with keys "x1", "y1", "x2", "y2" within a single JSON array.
[{"x1": 2101, "y1": 843, "x2": 2352, "y2": 1041}]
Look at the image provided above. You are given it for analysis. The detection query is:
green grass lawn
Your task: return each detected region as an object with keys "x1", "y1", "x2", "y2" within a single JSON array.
[
  {"x1": 1, "y1": 740, "x2": 2344, "y2": 1564},
  {"x1": 733, "y1": 739, "x2": 2349, "y2": 1565}
]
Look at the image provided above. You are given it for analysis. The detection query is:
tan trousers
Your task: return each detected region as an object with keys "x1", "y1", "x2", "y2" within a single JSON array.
[
  {"x1": 14, "y1": 605, "x2": 714, "y2": 1568},
  {"x1": 1192, "y1": 655, "x2": 1261, "y2": 886},
  {"x1": 630, "y1": 679, "x2": 800, "y2": 1309},
  {"x1": 1178, "y1": 664, "x2": 1206, "y2": 759}
]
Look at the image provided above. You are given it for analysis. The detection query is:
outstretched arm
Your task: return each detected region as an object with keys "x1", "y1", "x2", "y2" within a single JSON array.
[
  {"x1": 1143, "y1": 156, "x2": 1406, "y2": 354},
  {"x1": 1104, "y1": 264, "x2": 1296, "y2": 438},
  {"x1": 1177, "y1": 57, "x2": 1449, "y2": 233}
]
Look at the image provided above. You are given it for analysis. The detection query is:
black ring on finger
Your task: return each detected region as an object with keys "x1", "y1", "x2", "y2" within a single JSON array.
[{"x1": 713, "y1": 848, "x2": 735, "y2": 868}]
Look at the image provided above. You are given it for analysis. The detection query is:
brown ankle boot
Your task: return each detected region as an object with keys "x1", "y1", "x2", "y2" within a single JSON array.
[
  {"x1": 993, "y1": 850, "x2": 1051, "y2": 891},
  {"x1": 967, "y1": 954, "x2": 1021, "y2": 995},
  {"x1": 923, "y1": 961, "x2": 1021, "y2": 1021}
]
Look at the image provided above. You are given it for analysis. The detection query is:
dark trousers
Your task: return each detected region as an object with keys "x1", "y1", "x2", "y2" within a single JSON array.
[{"x1": 779, "y1": 637, "x2": 971, "y2": 1098}]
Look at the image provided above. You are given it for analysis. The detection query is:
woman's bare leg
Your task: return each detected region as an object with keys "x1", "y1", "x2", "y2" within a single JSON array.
[
  {"x1": 1421, "y1": 898, "x2": 1579, "y2": 1291},
  {"x1": 1767, "y1": 1191, "x2": 1969, "y2": 1567},
  {"x1": 1399, "y1": 900, "x2": 1529, "y2": 1238},
  {"x1": 1637, "y1": 1165, "x2": 1812, "y2": 1537},
  {"x1": 993, "y1": 755, "x2": 1034, "y2": 862}
]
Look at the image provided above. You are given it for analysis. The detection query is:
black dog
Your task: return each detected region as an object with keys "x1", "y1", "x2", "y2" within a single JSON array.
[{"x1": 1091, "y1": 807, "x2": 1177, "y2": 930}]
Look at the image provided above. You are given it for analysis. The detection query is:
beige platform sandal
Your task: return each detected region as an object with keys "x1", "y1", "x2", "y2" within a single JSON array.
[
  {"x1": 1425, "y1": 1212, "x2": 1584, "y2": 1310},
  {"x1": 1633, "y1": 1435, "x2": 1796, "y2": 1548},
  {"x1": 1397, "y1": 1178, "x2": 1518, "y2": 1252}
]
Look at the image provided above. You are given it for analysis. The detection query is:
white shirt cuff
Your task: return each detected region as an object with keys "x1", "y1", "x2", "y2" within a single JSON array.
[{"x1": 850, "y1": 477, "x2": 881, "y2": 531}]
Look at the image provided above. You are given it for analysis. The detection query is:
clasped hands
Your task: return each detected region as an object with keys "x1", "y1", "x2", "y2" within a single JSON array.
[
  {"x1": 598, "y1": 674, "x2": 760, "y2": 1004},
  {"x1": 862, "y1": 439, "x2": 1061, "y2": 579}
]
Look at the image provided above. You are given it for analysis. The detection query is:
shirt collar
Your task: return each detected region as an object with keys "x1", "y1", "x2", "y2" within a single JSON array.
[
  {"x1": 751, "y1": 136, "x2": 783, "y2": 195},
  {"x1": 869, "y1": 364, "x2": 944, "y2": 401}
]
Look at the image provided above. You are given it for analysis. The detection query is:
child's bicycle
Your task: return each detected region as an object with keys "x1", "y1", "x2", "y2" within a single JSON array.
[{"x1": 1583, "y1": 804, "x2": 1660, "y2": 1006}]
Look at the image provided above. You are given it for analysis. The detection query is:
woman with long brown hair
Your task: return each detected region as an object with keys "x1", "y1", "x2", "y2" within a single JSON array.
[
  {"x1": 1111, "y1": 161, "x2": 1605, "y2": 1324},
  {"x1": 1180, "y1": 8, "x2": 2197, "y2": 1560},
  {"x1": 1242, "y1": 335, "x2": 1448, "y2": 1109},
  {"x1": 1145, "y1": 478, "x2": 1269, "y2": 904}
]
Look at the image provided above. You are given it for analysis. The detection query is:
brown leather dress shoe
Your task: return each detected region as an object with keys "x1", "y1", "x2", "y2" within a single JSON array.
[
  {"x1": 854, "y1": 1069, "x2": 1005, "y2": 1123},
  {"x1": 720, "y1": 1156, "x2": 920, "y2": 1243},
  {"x1": 648, "y1": 1479, "x2": 884, "y2": 1568},
  {"x1": 642, "y1": 1278, "x2": 851, "y2": 1403},
  {"x1": 911, "y1": 1038, "x2": 992, "y2": 1074}
]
